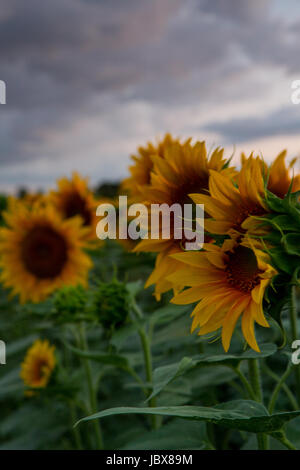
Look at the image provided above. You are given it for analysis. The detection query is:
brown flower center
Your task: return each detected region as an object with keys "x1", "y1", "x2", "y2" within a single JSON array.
[
  {"x1": 235, "y1": 204, "x2": 266, "y2": 231},
  {"x1": 169, "y1": 176, "x2": 209, "y2": 247},
  {"x1": 170, "y1": 177, "x2": 209, "y2": 208},
  {"x1": 225, "y1": 246, "x2": 262, "y2": 293},
  {"x1": 21, "y1": 225, "x2": 68, "y2": 279},
  {"x1": 63, "y1": 192, "x2": 92, "y2": 225},
  {"x1": 33, "y1": 359, "x2": 49, "y2": 382}
]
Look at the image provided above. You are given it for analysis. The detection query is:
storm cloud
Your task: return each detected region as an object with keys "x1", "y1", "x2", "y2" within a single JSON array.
[{"x1": 0, "y1": 0, "x2": 299, "y2": 191}]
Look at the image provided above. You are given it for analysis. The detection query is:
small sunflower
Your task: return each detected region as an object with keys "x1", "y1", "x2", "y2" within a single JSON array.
[
  {"x1": 7, "y1": 193, "x2": 46, "y2": 212},
  {"x1": 49, "y1": 172, "x2": 99, "y2": 241},
  {"x1": 134, "y1": 140, "x2": 235, "y2": 298},
  {"x1": 21, "y1": 339, "x2": 56, "y2": 389},
  {"x1": 168, "y1": 239, "x2": 277, "y2": 352},
  {"x1": 121, "y1": 134, "x2": 182, "y2": 201},
  {"x1": 191, "y1": 156, "x2": 269, "y2": 237},
  {"x1": 0, "y1": 203, "x2": 92, "y2": 303},
  {"x1": 241, "y1": 150, "x2": 300, "y2": 198}
]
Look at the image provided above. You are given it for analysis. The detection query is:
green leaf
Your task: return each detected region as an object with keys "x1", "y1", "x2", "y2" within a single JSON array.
[
  {"x1": 282, "y1": 233, "x2": 300, "y2": 256},
  {"x1": 265, "y1": 190, "x2": 300, "y2": 225},
  {"x1": 265, "y1": 191, "x2": 285, "y2": 213},
  {"x1": 269, "y1": 249, "x2": 297, "y2": 275},
  {"x1": 148, "y1": 344, "x2": 276, "y2": 400},
  {"x1": 150, "y1": 304, "x2": 189, "y2": 326},
  {"x1": 76, "y1": 399, "x2": 300, "y2": 434},
  {"x1": 110, "y1": 322, "x2": 142, "y2": 351},
  {"x1": 126, "y1": 280, "x2": 143, "y2": 298},
  {"x1": 149, "y1": 357, "x2": 195, "y2": 400},
  {"x1": 272, "y1": 215, "x2": 300, "y2": 232},
  {"x1": 64, "y1": 342, "x2": 130, "y2": 369},
  {"x1": 264, "y1": 276, "x2": 289, "y2": 341},
  {"x1": 121, "y1": 419, "x2": 207, "y2": 450}
]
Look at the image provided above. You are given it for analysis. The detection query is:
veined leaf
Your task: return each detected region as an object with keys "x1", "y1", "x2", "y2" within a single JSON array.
[
  {"x1": 148, "y1": 344, "x2": 276, "y2": 400},
  {"x1": 272, "y1": 215, "x2": 300, "y2": 232},
  {"x1": 269, "y1": 249, "x2": 298, "y2": 275},
  {"x1": 76, "y1": 399, "x2": 300, "y2": 434},
  {"x1": 282, "y1": 233, "x2": 300, "y2": 257}
]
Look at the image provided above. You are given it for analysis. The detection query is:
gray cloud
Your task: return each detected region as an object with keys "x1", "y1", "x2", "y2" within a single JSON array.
[
  {"x1": 0, "y1": 0, "x2": 300, "y2": 189},
  {"x1": 204, "y1": 106, "x2": 300, "y2": 143}
]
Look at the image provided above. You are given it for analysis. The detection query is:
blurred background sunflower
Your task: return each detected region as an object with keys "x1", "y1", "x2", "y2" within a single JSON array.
[
  {"x1": 21, "y1": 339, "x2": 56, "y2": 389},
  {"x1": 0, "y1": 203, "x2": 92, "y2": 302}
]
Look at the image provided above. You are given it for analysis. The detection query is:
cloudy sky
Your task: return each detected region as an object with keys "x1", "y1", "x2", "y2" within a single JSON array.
[{"x1": 0, "y1": 0, "x2": 300, "y2": 192}]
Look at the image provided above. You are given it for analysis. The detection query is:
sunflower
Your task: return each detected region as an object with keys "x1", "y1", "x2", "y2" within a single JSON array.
[
  {"x1": 49, "y1": 172, "x2": 100, "y2": 242},
  {"x1": 121, "y1": 134, "x2": 182, "y2": 201},
  {"x1": 7, "y1": 193, "x2": 47, "y2": 212},
  {"x1": 0, "y1": 203, "x2": 92, "y2": 303},
  {"x1": 168, "y1": 239, "x2": 277, "y2": 352},
  {"x1": 191, "y1": 156, "x2": 270, "y2": 237},
  {"x1": 134, "y1": 139, "x2": 235, "y2": 298},
  {"x1": 21, "y1": 339, "x2": 56, "y2": 388},
  {"x1": 242, "y1": 150, "x2": 300, "y2": 198}
]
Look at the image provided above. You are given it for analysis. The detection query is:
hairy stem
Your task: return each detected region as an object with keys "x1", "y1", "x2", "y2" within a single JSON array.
[
  {"x1": 232, "y1": 366, "x2": 257, "y2": 401},
  {"x1": 131, "y1": 300, "x2": 159, "y2": 430},
  {"x1": 271, "y1": 430, "x2": 297, "y2": 450},
  {"x1": 268, "y1": 364, "x2": 293, "y2": 414},
  {"x1": 78, "y1": 322, "x2": 104, "y2": 449},
  {"x1": 138, "y1": 326, "x2": 159, "y2": 430},
  {"x1": 248, "y1": 359, "x2": 263, "y2": 402},
  {"x1": 248, "y1": 359, "x2": 268, "y2": 450},
  {"x1": 70, "y1": 403, "x2": 83, "y2": 450},
  {"x1": 262, "y1": 364, "x2": 299, "y2": 411}
]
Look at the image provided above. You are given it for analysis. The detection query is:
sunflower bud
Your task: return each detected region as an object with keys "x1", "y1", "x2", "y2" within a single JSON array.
[
  {"x1": 94, "y1": 280, "x2": 129, "y2": 331},
  {"x1": 53, "y1": 285, "x2": 88, "y2": 323}
]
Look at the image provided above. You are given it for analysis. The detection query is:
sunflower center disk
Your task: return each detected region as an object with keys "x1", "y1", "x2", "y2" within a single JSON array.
[
  {"x1": 33, "y1": 359, "x2": 50, "y2": 382},
  {"x1": 169, "y1": 178, "x2": 208, "y2": 245},
  {"x1": 21, "y1": 226, "x2": 68, "y2": 279},
  {"x1": 235, "y1": 204, "x2": 266, "y2": 229},
  {"x1": 225, "y1": 246, "x2": 262, "y2": 293},
  {"x1": 63, "y1": 192, "x2": 91, "y2": 225}
]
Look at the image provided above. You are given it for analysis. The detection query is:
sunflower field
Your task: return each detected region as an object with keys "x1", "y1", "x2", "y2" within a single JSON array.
[{"x1": 0, "y1": 135, "x2": 300, "y2": 451}]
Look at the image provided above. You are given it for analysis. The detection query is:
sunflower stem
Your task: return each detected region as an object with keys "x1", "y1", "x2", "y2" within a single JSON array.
[
  {"x1": 127, "y1": 366, "x2": 148, "y2": 396},
  {"x1": 248, "y1": 359, "x2": 268, "y2": 450},
  {"x1": 78, "y1": 322, "x2": 104, "y2": 450},
  {"x1": 131, "y1": 300, "x2": 159, "y2": 430},
  {"x1": 138, "y1": 326, "x2": 160, "y2": 430},
  {"x1": 248, "y1": 359, "x2": 263, "y2": 402},
  {"x1": 289, "y1": 285, "x2": 300, "y2": 404},
  {"x1": 262, "y1": 364, "x2": 299, "y2": 411},
  {"x1": 268, "y1": 363, "x2": 294, "y2": 414},
  {"x1": 231, "y1": 366, "x2": 257, "y2": 401},
  {"x1": 63, "y1": 326, "x2": 84, "y2": 449},
  {"x1": 69, "y1": 402, "x2": 83, "y2": 450},
  {"x1": 271, "y1": 430, "x2": 297, "y2": 450}
]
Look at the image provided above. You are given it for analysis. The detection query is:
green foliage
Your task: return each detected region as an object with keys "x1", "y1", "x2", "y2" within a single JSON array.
[
  {"x1": 0, "y1": 240, "x2": 298, "y2": 450},
  {"x1": 258, "y1": 190, "x2": 300, "y2": 327},
  {"x1": 53, "y1": 285, "x2": 89, "y2": 324},
  {"x1": 148, "y1": 344, "x2": 277, "y2": 400},
  {"x1": 77, "y1": 400, "x2": 300, "y2": 434},
  {"x1": 94, "y1": 279, "x2": 130, "y2": 332}
]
